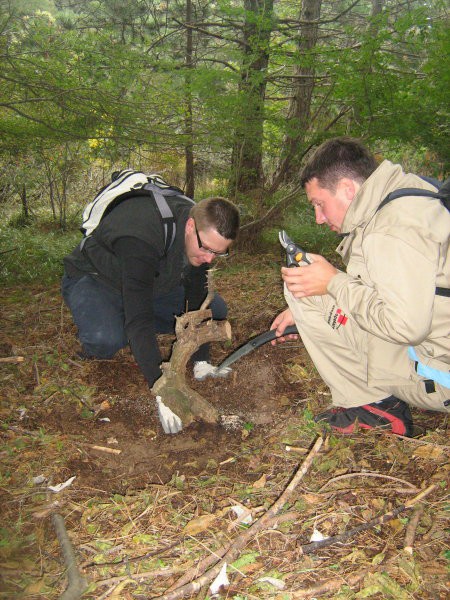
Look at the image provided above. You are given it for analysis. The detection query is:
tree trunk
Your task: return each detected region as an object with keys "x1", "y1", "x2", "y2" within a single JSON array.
[
  {"x1": 20, "y1": 183, "x2": 29, "y2": 220},
  {"x1": 270, "y1": 0, "x2": 322, "y2": 190},
  {"x1": 229, "y1": 0, "x2": 274, "y2": 196},
  {"x1": 184, "y1": 0, "x2": 195, "y2": 199}
]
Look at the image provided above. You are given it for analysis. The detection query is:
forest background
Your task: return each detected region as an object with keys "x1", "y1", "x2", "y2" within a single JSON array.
[{"x1": 1, "y1": 0, "x2": 449, "y2": 265}]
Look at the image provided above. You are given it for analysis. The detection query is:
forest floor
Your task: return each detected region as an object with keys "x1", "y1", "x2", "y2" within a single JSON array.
[{"x1": 1, "y1": 250, "x2": 449, "y2": 600}]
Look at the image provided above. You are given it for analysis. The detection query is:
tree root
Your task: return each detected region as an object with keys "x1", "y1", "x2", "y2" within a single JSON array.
[
  {"x1": 151, "y1": 270, "x2": 231, "y2": 428},
  {"x1": 52, "y1": 513, "x2": 88, "y2": 600}
]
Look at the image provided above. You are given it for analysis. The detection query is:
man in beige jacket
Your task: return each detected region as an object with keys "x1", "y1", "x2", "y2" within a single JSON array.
[{"x1": 271, "y1": 137, "x2": 449, "y2": 436}]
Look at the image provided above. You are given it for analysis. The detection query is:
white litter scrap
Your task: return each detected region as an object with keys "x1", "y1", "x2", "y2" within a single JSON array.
[
  {"x1": 310, "y1": 528, "x2": 328, "y2": 542},
  {"x1": 230, "y1": 505, "x2": 253, "y2": 524},
  {"x1": 258, "y1": 576, "x2": 286, "y2": 590},
  {"x1": 32, "y1": 475, "x2": 46, "y2": 485},
  {"x1": 48, "y1": 476, "x2": 76, "y2": 493},
  {"x1": 209, "y1": 562, "x2": 229, "y2": 595}
]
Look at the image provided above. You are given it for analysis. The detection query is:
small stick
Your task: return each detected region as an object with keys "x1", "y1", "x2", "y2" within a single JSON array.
[
  {"x1": 403, "y1": 504, "x2": 424, "y2": 554},
  {"x1": 88, "y1": 445, "x2": 122, "y2": 455},
  {"x1": 0, "y1": 356, "x2": 24, "y2": 363},
  {"x1": 95, "y1": 567, "x2": 182, "y2": 587},
  {"x1": 319, "y1": 471, "x2": 418, "y2": 492}
]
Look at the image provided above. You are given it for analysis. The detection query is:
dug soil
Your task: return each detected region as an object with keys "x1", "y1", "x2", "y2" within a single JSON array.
[{"x1": 1, "y1": 251, "x2": 448, "y2": 599}]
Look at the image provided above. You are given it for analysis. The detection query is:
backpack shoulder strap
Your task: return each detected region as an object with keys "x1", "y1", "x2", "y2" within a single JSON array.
[
  {"x1": 143, "y1": 181, "x2": 194, "y2": 255},
  {"x1": 377, "y1": 188, "x2": 445, "y2": 212}
]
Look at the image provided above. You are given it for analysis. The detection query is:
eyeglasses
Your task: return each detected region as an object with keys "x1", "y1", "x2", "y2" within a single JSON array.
[{"x1": 194, "y1": 220, "x2": 229, "y2": 257}]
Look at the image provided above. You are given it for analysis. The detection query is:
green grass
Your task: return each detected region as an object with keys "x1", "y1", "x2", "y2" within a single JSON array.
[
  {"x1": 264, "y1": 196, "x2": 341, "y2": 262},
  {"x1": 0, "y1": 224, "x2": 81, "y2": 285}
]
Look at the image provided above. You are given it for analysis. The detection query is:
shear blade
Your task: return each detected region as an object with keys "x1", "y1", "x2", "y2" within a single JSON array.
[{"x1": 279, "y1": 230, "x2": 291, "y2": 248}]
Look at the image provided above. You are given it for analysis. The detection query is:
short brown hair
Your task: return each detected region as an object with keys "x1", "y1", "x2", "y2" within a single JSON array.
[
  {"x1": 300, "y1": 137, "x2": 378, "y2": 191},
  {"x1": 190, "y1": 197, "x2": 240, "y2": 240}
]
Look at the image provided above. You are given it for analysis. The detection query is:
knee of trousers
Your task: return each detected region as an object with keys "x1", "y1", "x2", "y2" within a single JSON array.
[
  {"x1": 79, "y1": 328, "x2": 128, "y2": 359},
  {"x1": 210, "y1": 294, "x2": 227, "y2": 320}
]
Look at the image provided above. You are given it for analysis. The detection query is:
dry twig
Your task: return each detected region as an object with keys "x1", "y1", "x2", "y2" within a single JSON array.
[
  {"x1": 319, "y1": 471, "x2": 418, "y2": 492},
  {"x1": 404, "y1": 503, "x2": 424, "y2": 554}
]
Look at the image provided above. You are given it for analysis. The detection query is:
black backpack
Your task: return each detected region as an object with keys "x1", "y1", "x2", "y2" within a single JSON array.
[{"x1": 376, "y1": 177, "x2": 450, "y2": 297}]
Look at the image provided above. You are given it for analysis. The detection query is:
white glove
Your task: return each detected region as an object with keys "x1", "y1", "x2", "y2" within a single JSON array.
[
  {"x1": 193, "y1": 361, "x2": 231, "y2": 381},
  {"x1": 156, "y1": 396, "x2": 183, "y2": 434}
]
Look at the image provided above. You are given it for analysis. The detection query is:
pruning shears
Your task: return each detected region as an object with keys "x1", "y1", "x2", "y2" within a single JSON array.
[{"x1": 278, "y1": 230, "x2": 312, "y2": 267}]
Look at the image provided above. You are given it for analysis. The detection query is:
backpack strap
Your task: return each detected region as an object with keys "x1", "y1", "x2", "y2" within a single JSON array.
[
  {"x1": 142, "y1": 182, "x2": 194, "y2": 255},
  {"x1": 376, "y1": 187, "x2": 449, "y2": 297},
  {"x1": 377, "y1": 188, "x2": 445, "y2": 212}
]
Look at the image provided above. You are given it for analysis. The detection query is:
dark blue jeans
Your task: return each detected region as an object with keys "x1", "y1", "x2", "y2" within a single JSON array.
[{"x1": 61, "y1": 274, "x2": 227, "y2": 362}]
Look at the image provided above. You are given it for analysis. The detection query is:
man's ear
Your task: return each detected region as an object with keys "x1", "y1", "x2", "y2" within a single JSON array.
[
  {"x1": 340, "y1": 178, "x2": 359, "y2": 202},
  {"x1": 185, "y1": 216, "x2": 195, "y2": 233}
]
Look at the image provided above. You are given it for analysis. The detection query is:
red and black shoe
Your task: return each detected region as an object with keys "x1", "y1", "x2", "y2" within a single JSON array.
[{"x1": 314, "y1": 396, "x2": 413, "y2": 437}]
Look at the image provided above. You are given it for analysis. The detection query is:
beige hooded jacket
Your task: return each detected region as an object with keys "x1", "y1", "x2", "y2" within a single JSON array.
[{"x1": 327, "y1": 160, "x2": 450, "y2": 387}]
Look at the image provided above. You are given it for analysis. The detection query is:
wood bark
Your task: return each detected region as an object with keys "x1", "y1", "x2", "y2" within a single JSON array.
[
  {"x1": 151, "y1": 273, "x2": 231, "y2": 427},
  {"x1": 271, "y1": 0, "x2": 322, "y2": 190}
]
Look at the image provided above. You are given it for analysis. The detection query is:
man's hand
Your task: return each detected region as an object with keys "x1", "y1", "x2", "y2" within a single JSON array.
[
  {"x1": 282, "y1": 254, "x2": 338, "y2": 298},
  {"x1": 270, "y1": 308, "x2": 298, "y2": 345},
  {"x1": 156, "y1": 396, "x2": 183, "y2": 434}
]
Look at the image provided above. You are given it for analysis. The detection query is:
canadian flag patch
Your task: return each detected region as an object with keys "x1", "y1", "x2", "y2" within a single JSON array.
[{"x1": 327, "y1": 305, "x2": 348, "y2": 329}]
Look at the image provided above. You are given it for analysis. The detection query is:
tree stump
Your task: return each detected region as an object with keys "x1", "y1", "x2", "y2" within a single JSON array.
[{"x1": 151, "y1": 272, "x2": 232, "y2": 428}]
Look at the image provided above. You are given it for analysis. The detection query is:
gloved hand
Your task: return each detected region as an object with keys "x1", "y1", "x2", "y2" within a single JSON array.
[
  {"x1": 156, "y1": 396, "x2": 183, "y2": 434},
  {"x1": 193, "y1": 361, "x2": 231, "y2": 381}
]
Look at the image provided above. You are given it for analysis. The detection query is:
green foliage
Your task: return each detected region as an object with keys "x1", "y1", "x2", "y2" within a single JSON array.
[{"x1": 0, "y1": 223, "x2": 80, "y2": 285}]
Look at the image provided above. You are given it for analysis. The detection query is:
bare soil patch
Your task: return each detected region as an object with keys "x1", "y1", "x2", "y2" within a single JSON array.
[{"x1": 1, "y1": 252, "x2": 448, "y2": 599}]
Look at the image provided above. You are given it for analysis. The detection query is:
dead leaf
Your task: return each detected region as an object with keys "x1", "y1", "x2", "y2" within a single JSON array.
[
  {"x1": 252, "y1": 474, "x2": 267, "y2": 489},
  {"x1": 413, "y1": 445, "x2": 445, "y2": 460},
  {"x1": 24, "y1": 578, "x2": 46, "y2": 595},
  {"x1": 302, "y1": 493, "x2": 323, "y2": 504},
  {"x1": 184, "y1": 513, "x2": 217, "y2": 535}
]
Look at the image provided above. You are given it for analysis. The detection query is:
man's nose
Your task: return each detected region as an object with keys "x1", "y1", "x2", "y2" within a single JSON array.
[
  {"x1": 203, "y1": 253, "x2": 215, "y2": 264},
  {"x1": 315, "y1": 206, "x2": 326, "y2": 225}
]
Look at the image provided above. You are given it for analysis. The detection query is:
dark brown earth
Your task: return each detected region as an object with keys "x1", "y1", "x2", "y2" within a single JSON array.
[{"x1": 1, "y1": 251, "x2": 449, "y2": 599}]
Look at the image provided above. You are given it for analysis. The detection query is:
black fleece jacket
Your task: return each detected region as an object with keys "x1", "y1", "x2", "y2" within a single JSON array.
[{"x1": 64, "y1": 195, "x2": 208, "y2": 386}]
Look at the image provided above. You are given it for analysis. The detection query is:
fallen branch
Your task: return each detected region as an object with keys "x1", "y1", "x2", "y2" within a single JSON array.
[
  {"x1": 403, "y1": 503, "x2": 424, "y2": 554},
  {"x1": 298, "y1": 484, "x2": 437, "y2": 555},
  {"x1": 156, "y1": 436, "x2": 325, "y2": 600},
  {"x1": 52, "y1": 513, "x2": 88, "y2": 600}
]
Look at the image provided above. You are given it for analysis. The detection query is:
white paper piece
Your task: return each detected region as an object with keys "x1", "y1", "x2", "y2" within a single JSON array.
[
  {"x1": 32, "y1": 475, "x2": 46, "y2": 485},
  {"x1": 209, "y1": 562, "x2": 229, "y2": 595},
  {"x1": 230, "y1": 505, "x2": 253, "y2": 524},
  {"x1": 310, "y1": 528, "x2": 327, "y2": 542},
  {"x1": 48, "y1": 476, "x2": 76, "y2": 493},
  {"x1": 98, "y1": 417, "x2": 110, "y2": 422},
  {"x1": 258, "y1": 576, "x2": 286, "y2": 590}
]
